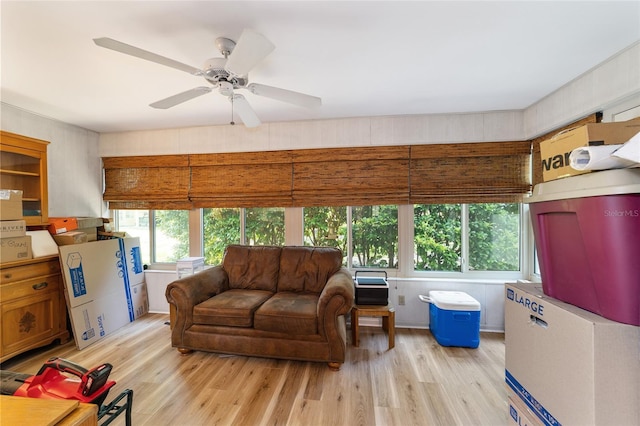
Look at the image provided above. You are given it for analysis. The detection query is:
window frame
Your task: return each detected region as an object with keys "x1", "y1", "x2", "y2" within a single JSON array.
[{"x1": 114, "y1": 202, "x2": 532, "y2": 281}]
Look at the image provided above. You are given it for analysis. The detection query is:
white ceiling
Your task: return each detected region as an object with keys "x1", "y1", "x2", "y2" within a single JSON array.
[{"x1": 2, "y1": 1, "x2": 639, "y2": 134}]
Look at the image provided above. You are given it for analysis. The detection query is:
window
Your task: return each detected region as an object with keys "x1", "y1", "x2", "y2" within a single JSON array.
[
  {"x1": 114, "y1": 210, "x2": 151, "y2": 265},
  {"x1": 115, "y1": 202, "x2": 522, "y2": 275},
  {"x1": 203, "y1": 208, "x2": 241, "y2": 265},
  {"x1": 414, "y1": 203, "x2": 521, "y2": 273},
  {"x1": 351, "y1": 205, "x2": 398, "y2": 268},
  {"x1": 153, "y1": 210, "x2": 189, "y2": 262},
  {"x1": 244, "y1": 207, "x2": 285, "y2": 246},
  {"x1": 303, "y1": 206, "x2": 348, "y2": 264},
  {"x1": 414, "y1": 204, "x2": 462, "y2": 271},
  {"x1": 469, "y1": 203, "x2": 520, "y2": 271}
]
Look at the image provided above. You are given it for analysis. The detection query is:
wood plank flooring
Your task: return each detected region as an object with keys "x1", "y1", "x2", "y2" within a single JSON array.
[{"x1": 1, "y1": 314, "x2": 508, "y2": 425}]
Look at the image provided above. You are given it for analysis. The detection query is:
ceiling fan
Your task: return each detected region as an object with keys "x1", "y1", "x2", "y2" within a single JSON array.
[{"x1": 93, "y1": 29, "x2": 321, "y2": 127}]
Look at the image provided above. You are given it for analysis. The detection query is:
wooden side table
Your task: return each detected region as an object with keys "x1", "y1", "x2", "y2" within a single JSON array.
[{"x1": 351, "y1": 304, "x2": 395, "y2": 350}]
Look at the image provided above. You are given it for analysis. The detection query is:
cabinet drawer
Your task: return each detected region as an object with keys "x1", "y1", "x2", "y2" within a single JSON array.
[
  {"x1": 0, "y1": 260, "x2": 61, "y2": 284},
  {"x1": 0, "y1": 274, "x2": 61, "y2": 301}
]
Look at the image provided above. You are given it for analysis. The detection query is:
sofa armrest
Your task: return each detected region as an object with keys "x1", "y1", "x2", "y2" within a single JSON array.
[
  {"x1": 166, "y1": 265, "x2": 229, "y2": 332},
  {"x1": 317, "y1": 267, "x2": 354, "y2": 339}
]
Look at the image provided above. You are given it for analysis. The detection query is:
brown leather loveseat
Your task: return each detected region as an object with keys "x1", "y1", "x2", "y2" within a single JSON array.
[{"x1": 166, "y1": 245, "x2": 354, "y2": 370}]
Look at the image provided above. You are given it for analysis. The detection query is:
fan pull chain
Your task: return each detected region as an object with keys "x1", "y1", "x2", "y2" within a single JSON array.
[{"x1": 230, "y1": 95, "x2": 235, "y2": 125}]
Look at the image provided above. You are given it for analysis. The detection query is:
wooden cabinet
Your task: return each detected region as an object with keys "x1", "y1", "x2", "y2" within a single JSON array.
[
  {"x1": 0, "y1": 255, "x2": 69, "y2": 362},
  {"x1": 1, "y1": 396, "x2": 98, "y2": 426},
  {"x1": 0, "y1": 131, "x2": 49, "y2": 226}
]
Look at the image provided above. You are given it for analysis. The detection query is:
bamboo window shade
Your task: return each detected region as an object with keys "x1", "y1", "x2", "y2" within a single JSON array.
[
  {"x1": 102, "y1": 141, "x2": 536, "y2": 209},
  {"x1": 189, "y1": 151, "x2": 293, "y2": 208},
  {"x1": 292, "y1": 146, "x2": 410, "y2": 207},
  {"x1": 409, "y1": 141, "x2": 532, "y2": 204},
  {"x1": 530, "y1": 112, "x2": 602, "y2": 186},
  {"x1": 103, "y1": 155, "x2": 191, "y2": 210}
]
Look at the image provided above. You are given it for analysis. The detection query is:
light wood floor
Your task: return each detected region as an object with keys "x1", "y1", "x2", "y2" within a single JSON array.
[{"x1": 1, "y1": 314, "x2": 508, "y2": 426}]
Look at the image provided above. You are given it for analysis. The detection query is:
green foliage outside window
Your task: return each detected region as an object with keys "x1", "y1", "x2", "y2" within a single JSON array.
[
  {"x1": 203, "y1": 208, "x2": 240, "y2": 265},
  {"x1": 244, "y1": 207, "x2": 285, "y2": 246},
  {"x1": 414, "y1": 204, "x2": 462, "y2": 271},
  {"x1": 154, "y1": 210, "x2": 189, "y2": 262},
  {"x1": 352, "y1": 205, "x2": 398, "y2": 268},
  {"x1": 303, "y1": 206, "x2": 348, "y2": 264},
  {"x1": 469, "y1": 203, "x2": 520, "y2": 271}
]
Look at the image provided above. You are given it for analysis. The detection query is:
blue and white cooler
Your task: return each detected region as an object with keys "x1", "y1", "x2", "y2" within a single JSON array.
[{"x1": 419, "y1": 290, "x2": 481, "y2": 348}]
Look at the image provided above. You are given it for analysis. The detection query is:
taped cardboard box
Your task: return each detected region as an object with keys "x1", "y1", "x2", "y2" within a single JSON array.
[
  {"x1": 0, "y1": 235, "x2": 32, "y2": 262},
  {"x1": 75, "y1": 217, "x2": 104, "y2": 229},
  {"x1": 0, "y1": 220, "x2": 26, "y2": 238},
  {"x1": 505, "y1": 283, "x2": 640, "y2": 425},
  {"x1": 0, "y1": 189, "x2": 23, "y2": 221},
  {"x1": 539, "y1": 117, "x2": 640, "y2": 181},
  {"x1": 53, "y1": 231, "x2": 88, "y2": 246}
]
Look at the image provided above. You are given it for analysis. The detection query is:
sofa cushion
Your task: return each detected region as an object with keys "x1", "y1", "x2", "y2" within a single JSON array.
[
  {"x1": 193, "y1": 289, "x2": 273, "y2": 327},
  {"x1": 223, "y1": 245, "x2": 281, "y2": 292},
  {"x1": 277, "y1": 246, "x2": 343, "y2": 293},
  {"x1": 254, "y1": 292, "x2": 319, "y2": 335}
]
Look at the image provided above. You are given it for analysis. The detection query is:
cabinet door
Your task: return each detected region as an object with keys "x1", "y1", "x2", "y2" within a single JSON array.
[{"x1": 1, "y1": 284, "x2": 60, "y2": 356}]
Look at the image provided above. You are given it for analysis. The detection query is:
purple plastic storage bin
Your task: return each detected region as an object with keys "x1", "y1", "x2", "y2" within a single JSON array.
[{"x1": 526, "y1": 168, "x2": 640, "y2": 326}]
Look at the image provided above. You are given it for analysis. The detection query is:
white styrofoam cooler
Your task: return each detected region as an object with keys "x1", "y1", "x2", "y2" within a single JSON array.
[{"x1": 419, "y1": 290, "x2": 481, "y2": 348}]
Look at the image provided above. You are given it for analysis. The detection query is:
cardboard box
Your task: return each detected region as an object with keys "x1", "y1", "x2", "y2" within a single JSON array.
[
  {"x1": 507, "y1": 391, "x2": 543, "y2": 426},
  {"x1": 58, "y1": 237, "x2": 146, "y2": 350},
  {"x1": 0, "y1": 235, "x2": 32, "y2": 261},
  {"x1": 505, "y1": 283, "x2": 640, "y2": 425},
  {"x1": 0, "y1": 220, "x2": 26, "y2": 238},
  {"x1": 53, "y1": 231, "x2": 88, "y2": 246},
  {"x1": 77, "y1": 227, "x2": 98, "y2": 242},
  {"x1": 47, "y1": 217, "x2": 78, "y2": 235},
  {"x1": 75, "y1": 217, "x2": 105, "y2": 229},
  {"x1": 0, "y1": 189, "x2": 23, "y2": 221},
  {"x1": 539, "y1": 118, "x2": 640, "y2": 181},
  {"x1": 176, "y1": 256, "x2": 205, "y2": 278}
]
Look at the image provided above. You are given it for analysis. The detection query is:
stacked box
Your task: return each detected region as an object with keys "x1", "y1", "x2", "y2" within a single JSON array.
[
  {"x1": 0, "y1": 189, "x2": 23, "y2": 221},
  {"x1": 539, "y1": 117, "x2": 640, "y2": 181},
  {"x1": 505, "y1": 283, "x2": 640, "y2": 425},
  {"x1": 176, "y1": 256, "x2": 205, "y2": 278},
  {"x1": 47, "y1": 217, "x2": 78, "y2": 235}
]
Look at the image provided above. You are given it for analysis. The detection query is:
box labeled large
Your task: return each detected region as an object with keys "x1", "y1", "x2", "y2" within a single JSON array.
[
  {"x1": 354, "y1": 271, "x2": 388, "y2": 305},
  {"x1": 525, "y1": 168, "x2": 640, "y2": 325},
  {"x1": 507, "y1": 391, "x2": 543, "y2": 426},
  {"x1": 505, "y1": 283, "x2": 640, "y2": 426},
  {"x1": 0, "y1": 220, "x2": 26, "y2": 238},
  {"x1": 0, "y1": 235, "x2": 32, "y2": 262},
  {"x1": 0, "y1": 189, "x2": 23, "y2": 220},
  {"x1": 539, "y1": 117, "x2": 640, "y2": 181},
  {"x1": 59, "y1": 237, "x2": 147, "y2": 350},
  {"x1": 421, "y1": 290, "x2": 480, "y2": 348}
]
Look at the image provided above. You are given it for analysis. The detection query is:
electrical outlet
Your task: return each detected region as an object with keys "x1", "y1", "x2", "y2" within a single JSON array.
[{"x1": 398, "y1": 295, "x2": 405, "y2": 305}]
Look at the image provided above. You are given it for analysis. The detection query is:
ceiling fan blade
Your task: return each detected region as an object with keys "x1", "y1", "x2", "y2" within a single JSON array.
[
  {"x1": 150, "y1": 87, "x2": 212, "y2": 109},
  {"x1": 230, "y1": 94, "x2": 261, "y2": 128},
  {"x1": 93, "y1": 37, "x2": 202, "y2": 75},
  {"x1": 224, "y1": 29, "x2": 275, "y2": 76},
  {"x1": 246, "y1": 83, "x2": 321, "y2": 108}
]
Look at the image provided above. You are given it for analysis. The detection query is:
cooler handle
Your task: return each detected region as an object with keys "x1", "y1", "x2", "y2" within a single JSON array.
[{"x1": 418, "y1": 294, "x2": 432, "y2": 304}]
